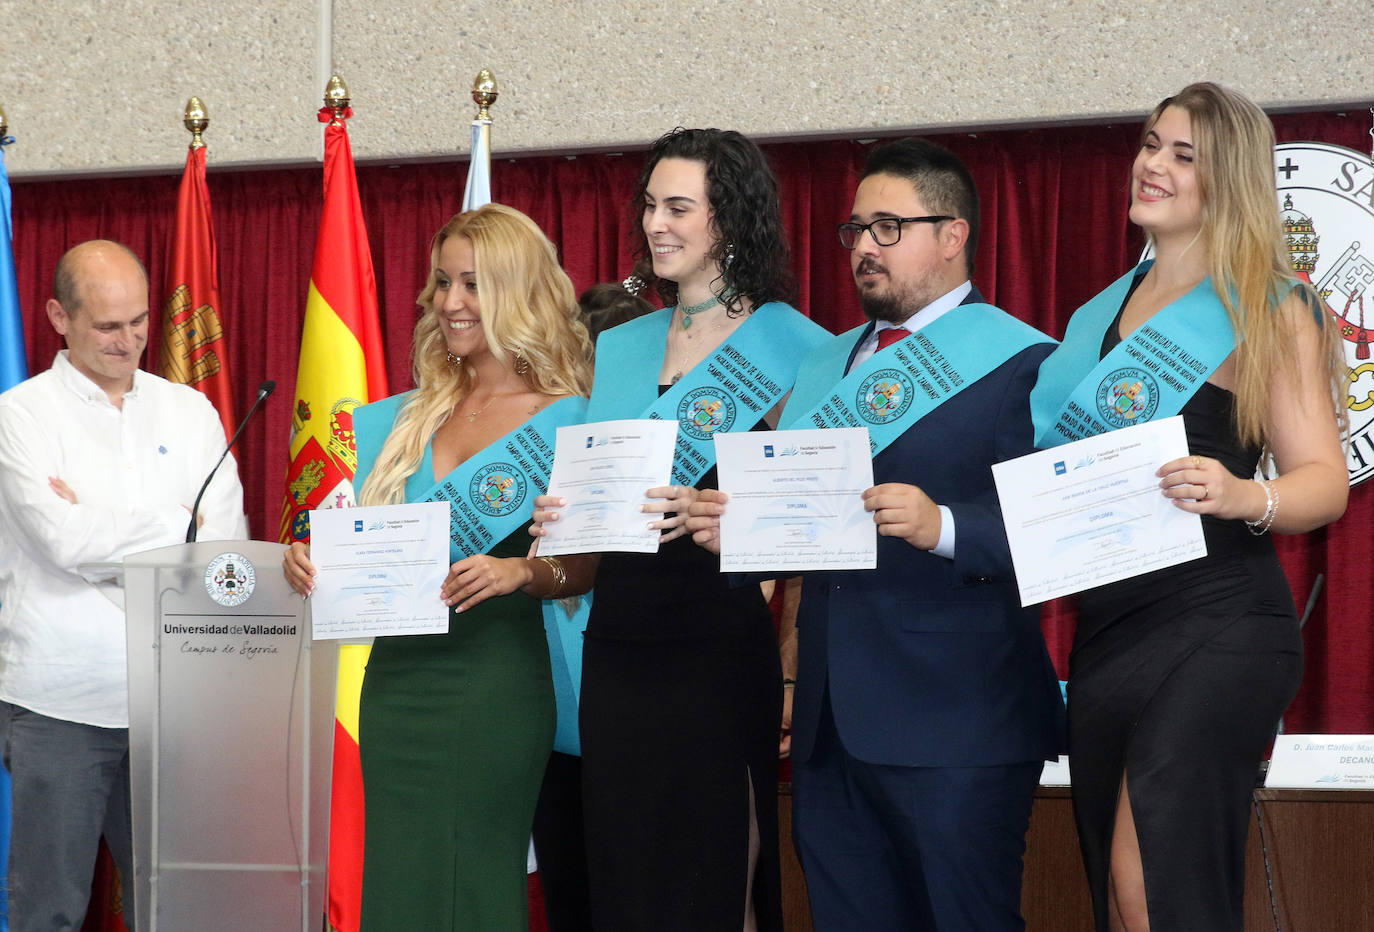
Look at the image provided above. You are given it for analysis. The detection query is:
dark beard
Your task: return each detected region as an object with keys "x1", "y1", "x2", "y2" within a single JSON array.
[{"x1": 858, "y1": 289, "x2": 910, "y2": 324}]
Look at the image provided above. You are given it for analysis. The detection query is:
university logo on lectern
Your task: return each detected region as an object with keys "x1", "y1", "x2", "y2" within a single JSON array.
[
  {"x1": 1276, "y1": 141, "x2": 1374, "y2": 486},
  {"x1": 205, "y1": 552, "x2": 256, "y2": 607}
]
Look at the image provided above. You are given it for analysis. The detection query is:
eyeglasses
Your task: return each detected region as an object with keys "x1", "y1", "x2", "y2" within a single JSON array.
[{"x1": 837, "y1": 215, "x2": 954, "y2": 249}]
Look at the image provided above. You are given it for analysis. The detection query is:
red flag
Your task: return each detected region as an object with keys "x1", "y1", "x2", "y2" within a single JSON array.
[
  {"x1": 280, "y1": 98, "x2": 387, "y2": 932},
  {"x1": 160, "y1": 144, "x2": 237, "y2": 435}
]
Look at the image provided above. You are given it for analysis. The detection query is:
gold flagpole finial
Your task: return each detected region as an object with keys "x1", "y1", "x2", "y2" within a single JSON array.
[
  {"x1": 324, "y1": 74, "x2": 351, "y2": 125},
  {"x1": 472, "y1": 69, "x2": 498, "y2": 123},
  {"x1": 183, "y1": 97, "x2": 208, "y2": 150}
]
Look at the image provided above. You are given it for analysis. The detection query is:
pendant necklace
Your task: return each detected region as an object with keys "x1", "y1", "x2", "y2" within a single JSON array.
[
  {"x1": 463, "y1": 394, "x2": 502, "y2": 422},
  {"x1": 677, "y1": 293, "x2": 722, "y2": 330},
  {"x1": 668, "y1": 311, "x2": 729, "y2": 384}
]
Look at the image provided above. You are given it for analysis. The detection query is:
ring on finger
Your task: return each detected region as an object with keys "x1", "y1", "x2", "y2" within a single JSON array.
[
  {"x1": 1193, "y1": 456, "x2": 1202, "y2": 470},
  {"x1": 1199, "y1": 484, "x2": 1208, "y2": 500}
]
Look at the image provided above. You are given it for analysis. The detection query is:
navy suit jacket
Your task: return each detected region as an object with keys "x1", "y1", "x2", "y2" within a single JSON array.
[{"x1": 790, "y1": 290, "x2": 1066, "y2": 768}]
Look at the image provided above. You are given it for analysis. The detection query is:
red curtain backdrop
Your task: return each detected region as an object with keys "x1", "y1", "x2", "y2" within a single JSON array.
[{"x1": 9, "y1": 111, "x2": 1372, "y2": 737}]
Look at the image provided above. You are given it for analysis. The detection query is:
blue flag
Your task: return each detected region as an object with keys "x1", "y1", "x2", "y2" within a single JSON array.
[
  {"x1": 461, "y1": 118, "x2": 491, "y2": 212},
  {"x1": 0, "y1": 136, "x2": 23, "y2": 932},
  {"x1": 0, "y1": 142, "x2": 25, "y2": 391}
]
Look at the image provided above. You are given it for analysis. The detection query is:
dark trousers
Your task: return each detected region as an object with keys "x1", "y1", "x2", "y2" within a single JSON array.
[
  {"x1": 792, "y1": 694, "x2": 1040, "y2": 931},
  {"x1": 1, "y1": 701, "x2": 134, "y2": 932}
]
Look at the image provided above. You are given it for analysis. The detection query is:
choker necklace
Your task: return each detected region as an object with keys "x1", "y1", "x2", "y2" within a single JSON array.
[{"x1": 677, "y1": 294, "x2": 722, "y2": 330}]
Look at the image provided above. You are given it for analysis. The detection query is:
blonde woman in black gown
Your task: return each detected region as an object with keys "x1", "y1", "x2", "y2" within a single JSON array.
[{"x1": 1030, "y1": 83, "x2": 1348, "y2": 930}]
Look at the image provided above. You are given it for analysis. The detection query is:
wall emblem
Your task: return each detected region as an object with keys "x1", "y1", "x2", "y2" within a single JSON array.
[{"x1": 1276, "y1": 142, "x2": 1374, "y2": 485}]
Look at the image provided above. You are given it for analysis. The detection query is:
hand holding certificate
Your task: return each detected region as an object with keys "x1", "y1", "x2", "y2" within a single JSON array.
[
  {"x1": 713, "y1": 427, "x2": 876, "y2": 572},
  {"x1": 536, "y1": 419, "x2": 679, "y2": 555},
  {"x1": 992, "y1": 415, "x2": 1206, "y2": 606},
  {"x1": 308, "y1": 501, "x2": 451, "y2": 639}
]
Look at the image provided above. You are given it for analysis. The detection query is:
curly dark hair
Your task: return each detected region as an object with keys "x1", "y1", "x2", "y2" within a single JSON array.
[{"x1": 627, "y1": 127, "x2": 796, "y2": 317}]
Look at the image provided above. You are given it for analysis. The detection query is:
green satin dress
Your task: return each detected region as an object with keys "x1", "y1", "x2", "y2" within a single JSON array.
[{"x1": 356, "y1": 470, "x2": 554, "y2": 930}]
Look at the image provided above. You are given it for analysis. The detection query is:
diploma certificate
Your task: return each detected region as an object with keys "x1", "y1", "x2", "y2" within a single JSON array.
[
  {"x1": 992, "y1": 415, "x2": 1206, "y2": 606},
  {"x1": 308, "y1": 501, "x2": 451, "y2": 639},
  {"x1": 536, "y1": 419, "x2": 679, "y2": 555},
  {"x1": 714, "y1": 427, "x2": 876, "y2": 572}
]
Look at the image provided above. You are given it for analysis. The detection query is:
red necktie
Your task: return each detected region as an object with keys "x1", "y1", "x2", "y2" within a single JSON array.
[{"x1": 875, "y1": 326, "x2": 910, "y2": 351}]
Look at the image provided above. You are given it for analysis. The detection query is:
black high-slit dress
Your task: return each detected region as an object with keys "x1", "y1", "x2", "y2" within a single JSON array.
[{"x1": 1068, "y1": 299, "x2": 1303, "y2": 930}]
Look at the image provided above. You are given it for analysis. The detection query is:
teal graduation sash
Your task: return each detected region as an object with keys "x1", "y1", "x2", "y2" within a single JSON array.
[
  {"x1": 587, "y1": 302, "x2": 830, "y2": 486},
  {"x1": 356, "y1": 393, "x2": 593, "y2": 751},
  {"x1": 1029, "y1": 262, "x2": 1236, "y2": 448},
  {"x1": 543, "y1": 595, "x2": 590, "y2": 755},
  {"x1": 781, "y1": 304, "x2": 1052, "y2": 454},
  {"x1": 354, "y1": 393, "x2": 589, "y2": 561}
]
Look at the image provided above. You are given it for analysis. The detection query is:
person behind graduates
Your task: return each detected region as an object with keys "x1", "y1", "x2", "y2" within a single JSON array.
[
  {"x1": 1027, "y1": 82, "x2": 1348, "y2": 931},
  {"x1": 0, "y1": 240, "x2": 247, "y2": 931},
  {"x1": 283, "y1": 204, "x2": 597, "y2": 930},
  {"x1": 530, "y1": 280, "x2": 652, "y2": 932},
  {"x1": 687, "y1": 137, "x2": 1066, "y2": 930},
  {"x1": 576, "y1": 281, "x2": 654, "y2": 342},
  {"x1": 531, "y1": 127, "x2": 829, "y2": 931}
]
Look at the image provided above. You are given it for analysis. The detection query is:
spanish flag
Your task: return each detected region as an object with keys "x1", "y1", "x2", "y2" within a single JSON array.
[
  {"x1": 280, "y1": 86, "x2": 387, "y2": 932},
  {"x1": 160, "y1": 129, "x2": 237, "y2": 435}
]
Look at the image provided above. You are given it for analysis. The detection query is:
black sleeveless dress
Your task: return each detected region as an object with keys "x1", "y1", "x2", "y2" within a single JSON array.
[
  {"x1": 1068, "y1": 300, "x2": 1303, "y2": 930},
  {"x1": 578, "y1": 400, "x2": 783, "y2": 931}
]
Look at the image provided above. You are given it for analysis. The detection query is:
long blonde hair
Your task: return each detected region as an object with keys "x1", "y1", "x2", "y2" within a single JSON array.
[
  {"x1": 1145, "y1": 82, "x2": 1347, "y2": 448},
  {"x1": 360, "y1": 204, "x2": 593, "y2": 506}
]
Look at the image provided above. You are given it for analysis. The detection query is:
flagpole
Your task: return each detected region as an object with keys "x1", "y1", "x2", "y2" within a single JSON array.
[
  {"x1": 184, "y1": 96, "x2": 208, "y2": 149},
  {"x1": 462, "y1": 69, "x2": 496, "y2": 211}
]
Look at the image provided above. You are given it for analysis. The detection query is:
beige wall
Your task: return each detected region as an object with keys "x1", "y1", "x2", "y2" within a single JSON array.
[{"x1": 2, "y1": 0, "x2": 1368, "y2": 178}]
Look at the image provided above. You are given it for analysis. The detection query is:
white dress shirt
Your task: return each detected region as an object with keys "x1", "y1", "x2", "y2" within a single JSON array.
[
  {"x1": 848, "y1": 281, "x2": 973, "y2": 560},
  {"x1": 0, "y1": 351, "x2": 247, "y2": 727}
]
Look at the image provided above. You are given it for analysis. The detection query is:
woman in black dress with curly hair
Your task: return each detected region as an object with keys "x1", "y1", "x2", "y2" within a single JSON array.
[{"x1": 536, "y1": 128, "x2": 823, "y2": 931}]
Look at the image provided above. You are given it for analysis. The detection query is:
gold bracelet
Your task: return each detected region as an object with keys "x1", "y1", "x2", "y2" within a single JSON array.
[{"x1": 535, "y1": 556, "x2": 566, "y2": 597}]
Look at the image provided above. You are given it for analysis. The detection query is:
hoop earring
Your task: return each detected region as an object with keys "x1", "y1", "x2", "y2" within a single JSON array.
[{"x1": 446, "y1": 352, "x2": 463, "y2": 366}]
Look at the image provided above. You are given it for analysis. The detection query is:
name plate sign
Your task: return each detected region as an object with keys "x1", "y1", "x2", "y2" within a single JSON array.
[
  {"x1": 1038, "y1": 755, "x2": 1071, "y2": 786},
  {"x1": 1265, "y1": 734, "x2": 1374, "y2": 788}
]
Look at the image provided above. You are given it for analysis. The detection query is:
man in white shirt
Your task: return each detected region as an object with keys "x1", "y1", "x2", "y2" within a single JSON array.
[{"x1": 0, "y1": 240, "x2": 246, "y2": 931}]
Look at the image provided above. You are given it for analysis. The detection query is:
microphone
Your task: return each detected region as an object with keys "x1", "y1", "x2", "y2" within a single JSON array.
[{"x1": 186, "y1": 380, "x2": 276, "y2": 543}]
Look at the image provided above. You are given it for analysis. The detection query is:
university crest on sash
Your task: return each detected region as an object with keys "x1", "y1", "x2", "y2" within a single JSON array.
[
  {"x1": 1095, "y1": 367, "x2": 1160, "y2": 428},
  {"x1": 857, "y1": 369, "x2": 914, "y2": 425},
  {"x1": 470, "y1": 463, "x2": 527, "y2": 517},
  {"x1": 1275, "y1": 141, "x2": 1374, "y2": 485},
  {"x1": 677, "y1": 387, "x2": 737, "y2": 440}
]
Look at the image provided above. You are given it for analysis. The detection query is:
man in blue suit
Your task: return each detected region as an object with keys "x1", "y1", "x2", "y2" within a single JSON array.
[{"x1": 689, "y1": 138, "x2": 1065, "y2": 930}]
